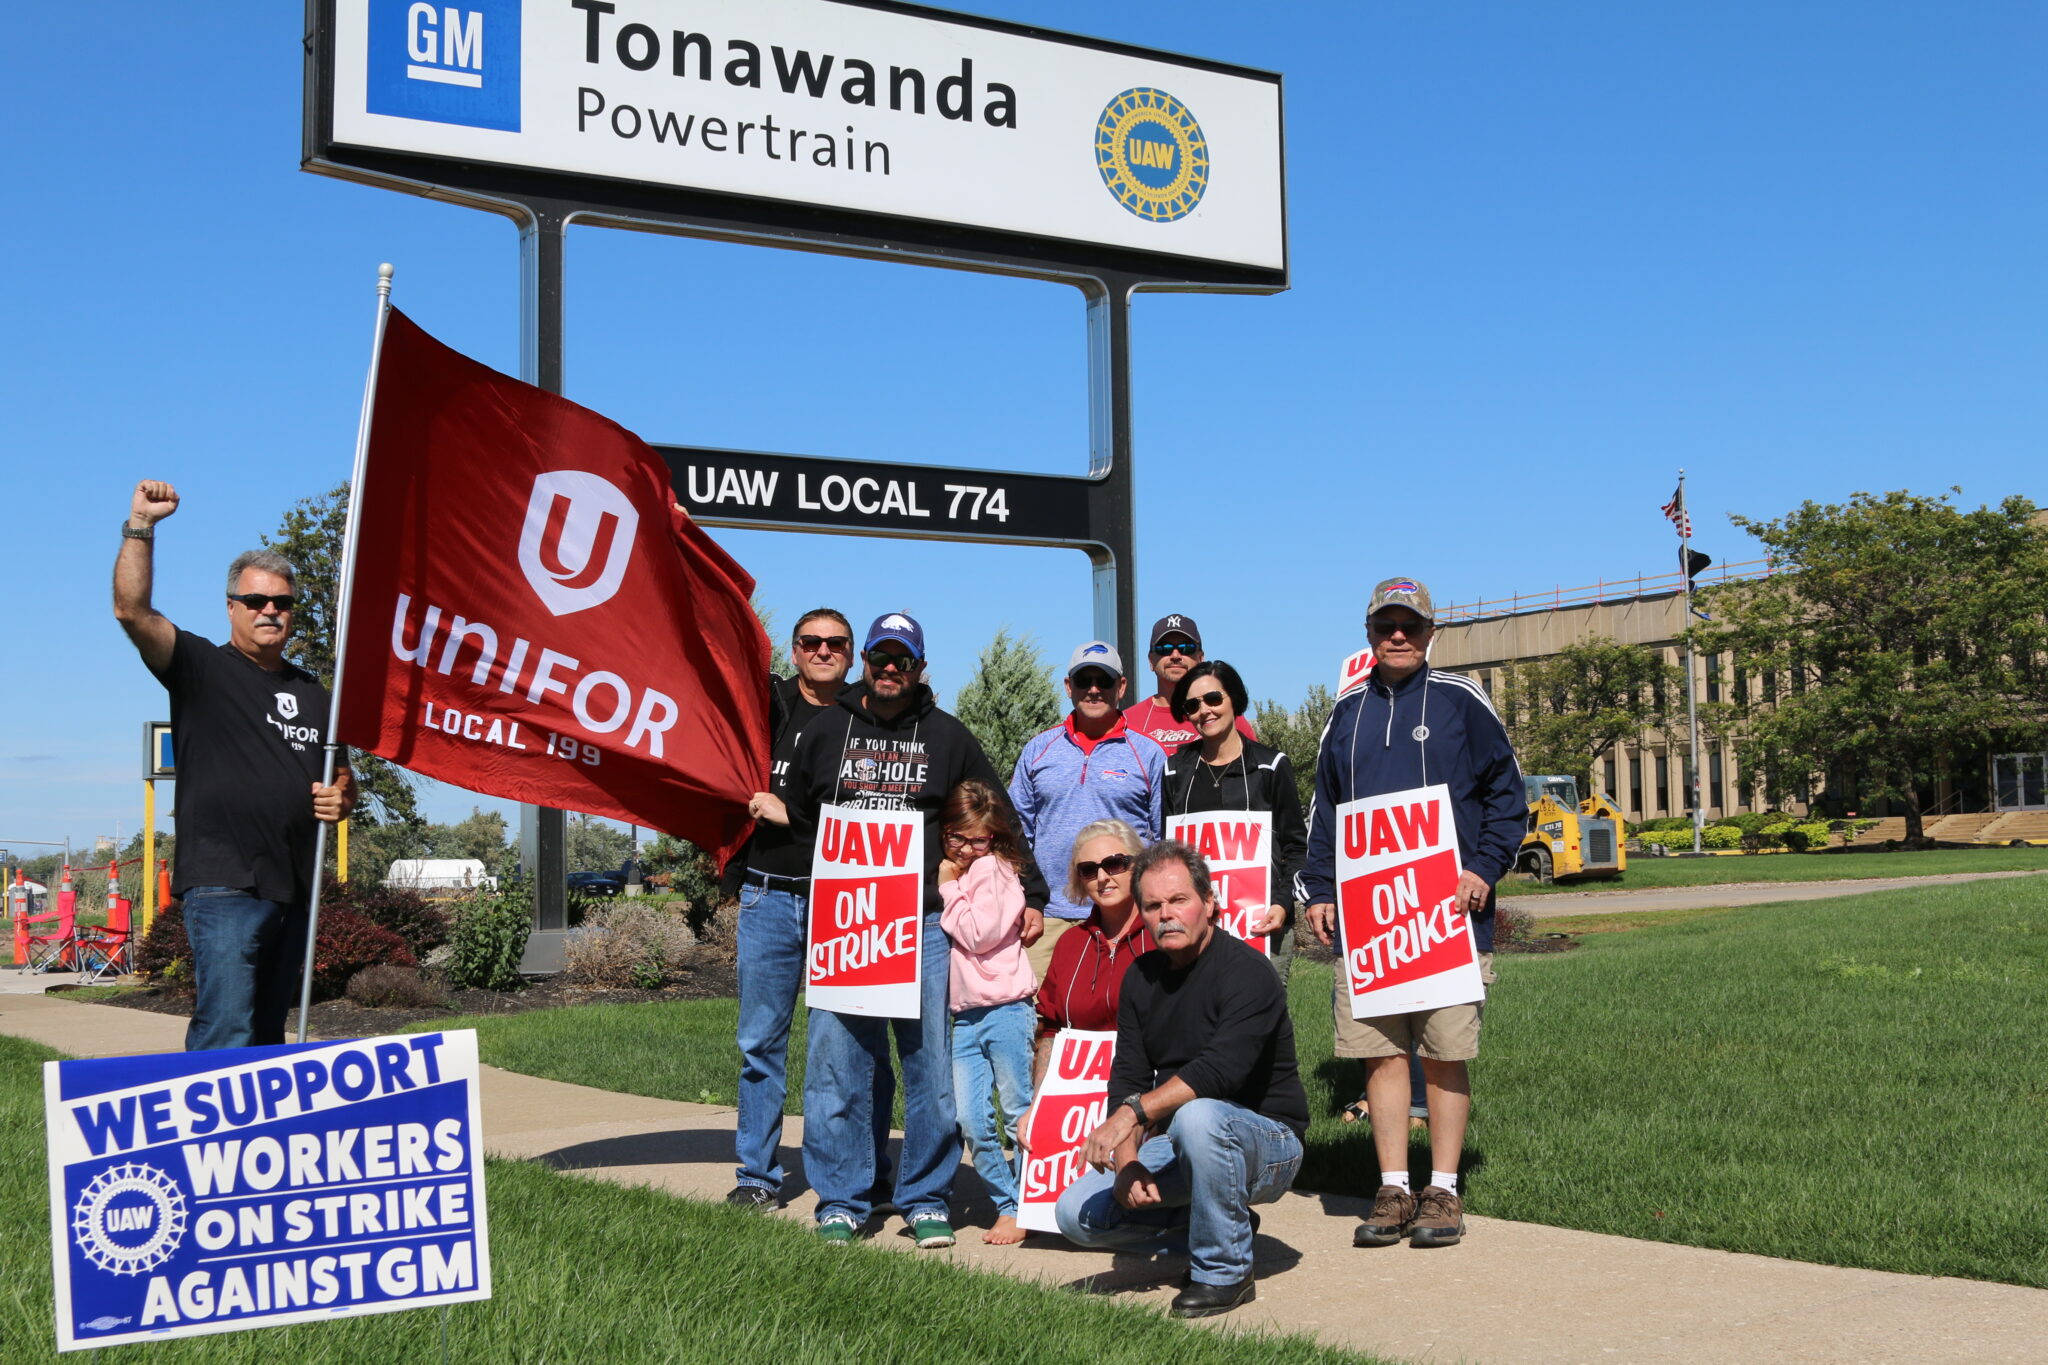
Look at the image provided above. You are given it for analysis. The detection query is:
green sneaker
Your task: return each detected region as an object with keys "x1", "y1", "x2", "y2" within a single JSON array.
[
  {"x1": 817, "y1": 1214, "x2": 859, "y2": 1246},
  {"x1": 910, "y1": 1213, "x2": 956, "y2": 1249}
]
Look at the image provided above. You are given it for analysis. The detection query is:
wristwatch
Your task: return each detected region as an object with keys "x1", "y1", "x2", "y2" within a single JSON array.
[
  {"x1": 121, "y1": 521, "x2": 153, "y2": 540},
  {"x1": 1121, "y1": 1092, "x2": 1149, "y2": 1127}
]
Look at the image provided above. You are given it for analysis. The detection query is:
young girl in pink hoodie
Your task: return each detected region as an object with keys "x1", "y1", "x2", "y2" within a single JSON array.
[{"x1": 937, "y1": 779, "x2": 1039, "y2": 1245}]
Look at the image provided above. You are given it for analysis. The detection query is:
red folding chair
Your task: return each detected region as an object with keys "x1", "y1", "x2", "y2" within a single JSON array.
[
  {"x1": 23, "y1": 901, "x2": 79, "y2": 973},
  {"x1": 74, "y1": 896, "x2": 134, "y2": 983}
]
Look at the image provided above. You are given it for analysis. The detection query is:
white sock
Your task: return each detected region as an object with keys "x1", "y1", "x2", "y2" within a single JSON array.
[
  {"x1": 1430, "y1": 1170, "x2": 1459, "y2": 1195},
  {"x1": 1382, "y1": 1171, "x2": 1411, "y2": 1194}
]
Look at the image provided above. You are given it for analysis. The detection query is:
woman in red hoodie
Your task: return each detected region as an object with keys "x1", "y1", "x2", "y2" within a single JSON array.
[{"x1": 1031, "y1": 818, "x2": 1155, "y2": 1087}]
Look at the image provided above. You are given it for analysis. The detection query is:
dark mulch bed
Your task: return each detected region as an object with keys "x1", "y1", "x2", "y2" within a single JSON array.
[{"x1": 56, "y1": 946, "x2": 739, "y2": 1038}]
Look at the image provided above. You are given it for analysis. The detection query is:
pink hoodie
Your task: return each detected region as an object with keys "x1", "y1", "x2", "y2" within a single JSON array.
[{"x1": 938, "y1": 855, "x2": 1037, "y2": 1013}]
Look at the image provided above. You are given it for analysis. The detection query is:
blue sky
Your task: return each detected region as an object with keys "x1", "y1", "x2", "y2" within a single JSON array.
[{"x1": 3, "y1": 2, "x2": 2042, "y2": 856}]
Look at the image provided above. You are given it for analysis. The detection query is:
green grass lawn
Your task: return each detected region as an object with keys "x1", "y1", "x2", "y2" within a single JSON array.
[
  {"x1": 0, "y1": 1034, "x2": 1375, "y2": 1365},
  {"x1": 417, "y1": 879, "x2": 2048, "y2": 1288},
  {"x1": 1502, "y1": 843, "x2": 2048, "y2": 896}
]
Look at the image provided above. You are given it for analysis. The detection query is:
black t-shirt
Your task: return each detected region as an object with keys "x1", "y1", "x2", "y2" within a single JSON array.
[
  {"x1": 1109, "y1": 929, "x2": 1309, "y2": 1138},
  {"x1": 746, "y1": 689, "x2": 836, "y2": 879},
  {"x1": 151, "y1": 630, "x2": 337, "y2": 905}
]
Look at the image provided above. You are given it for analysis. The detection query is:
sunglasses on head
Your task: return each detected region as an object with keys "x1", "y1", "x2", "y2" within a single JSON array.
[
  {"x1": 228, "y1": 592, "x2": 296, "y2": 612},
  {"x1": 865, "y1": 649, "x2": 919, "y2": 672},
  {"x1": 1181, "y1": 689, "x2": 1228, "y2": 714},
  {"x1": 1151, "y1": 642, "x2": 1200, "y2": 657},
  {"x1": 796, "y1": 634, "x2": 850, "y2": 653},
  {"x1": 1077, "y1": 853, "x2": 1134, "y2": 880}
]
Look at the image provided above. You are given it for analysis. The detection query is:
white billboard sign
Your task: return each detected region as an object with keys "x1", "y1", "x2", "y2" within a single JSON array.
[{"x1": 325, "y1": 0, "x2": 1285, "y2": 272}]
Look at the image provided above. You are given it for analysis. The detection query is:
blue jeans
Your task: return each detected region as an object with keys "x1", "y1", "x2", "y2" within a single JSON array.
[
  {"x1": 950, "y1": 999, "x2": 1035, "y2": 1217},
  {"x1": 1055, "y1": 1098, "x2": 1302, "y2": 1286},
  {"x1": 804, "y1": 911, "x2": 956, "y2": 1225},
  {"x1": 733, "y1": 881, "x2": 893, "y2": 1193},
  {"x1": 181, "y1": 887, "x2": 307, "y2": 1051}
]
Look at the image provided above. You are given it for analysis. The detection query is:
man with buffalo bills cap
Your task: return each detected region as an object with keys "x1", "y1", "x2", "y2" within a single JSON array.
[
  {"x1": 1125, "y1": 614, "x2": 1256, "y2": 750},
  {"x1": 1011, "y1": 641, "x2": 1167, "y2": 980},
  {"x1": 1298, "y1": 575, "x2": 1524, "y2": 1251},
  {"x1": 782, "y1": 612, "x2": 1047, "y2": 1249}
]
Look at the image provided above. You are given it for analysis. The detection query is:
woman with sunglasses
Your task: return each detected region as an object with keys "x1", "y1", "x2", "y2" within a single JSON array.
[
  {"x1": 1030, "y1": 819, "x2": 1155, "y2": 1087},
  {"x1": 1162, "y1": 661, "x2": 1307, "y2": 977}
]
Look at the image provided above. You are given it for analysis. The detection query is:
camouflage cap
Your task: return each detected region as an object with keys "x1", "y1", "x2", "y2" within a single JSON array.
[{"x1": 1366, "y1": 577, "x2": 1435, "y2": 625}]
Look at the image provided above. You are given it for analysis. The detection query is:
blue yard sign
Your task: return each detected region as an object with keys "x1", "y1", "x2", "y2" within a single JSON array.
[{"x1": 44, "y1": 1031, "x2": 491, "y2": 1352}]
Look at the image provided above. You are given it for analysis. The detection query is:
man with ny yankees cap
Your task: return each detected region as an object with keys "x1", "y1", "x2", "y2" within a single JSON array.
[
  {"x1": 1124, "y1": 613, "x2": 1257, "y2": 751},
  {"x1": 1298, "y1": 576, "x2": 1525, "y2": 1251},
  {"x1": 1010, "y1": 640, "x2": 1168, "y2": 979}
]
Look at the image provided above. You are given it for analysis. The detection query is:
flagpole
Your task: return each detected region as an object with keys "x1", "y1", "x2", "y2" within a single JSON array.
[
  {"x1": 297, "y1": 263, "x2": 394, "y2": 1044},
  {"x1": 1680, "y1": 468, "x2": 1704, "y2": 855}
]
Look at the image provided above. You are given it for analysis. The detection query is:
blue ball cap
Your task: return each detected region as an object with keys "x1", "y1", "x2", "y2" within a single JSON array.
[{"x1": 863, "y1": 612, "x2": 926, "y2": 659}]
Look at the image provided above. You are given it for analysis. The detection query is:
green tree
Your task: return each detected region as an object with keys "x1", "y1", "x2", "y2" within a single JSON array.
[
  {"x1": 1693, "y1": 489, "x2": 2048, "y2": 841},
  {"x1": 954, "y1": 629, "x2": 1061, "y2": 780},
  {"x1": 262, "y1": 482, "x2": 419, "y2": 825},
  {"x1": 1252, "y1": 684, "x2": 1336, "y2": 814},
  {"x1": 1498, "y1": 639, "x2": 1683, "y2": 797},
  {"x1": 566, "y1": 814, "x2": 635, "y2": 872},
  {"x1": 426, "y1": 807, "x2": 515, "y2": 876}
]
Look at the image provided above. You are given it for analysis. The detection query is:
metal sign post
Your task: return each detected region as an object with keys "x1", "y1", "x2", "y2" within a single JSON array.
[{"x1": 304, "y1": 0, "x2": 1286, "y2": 952}]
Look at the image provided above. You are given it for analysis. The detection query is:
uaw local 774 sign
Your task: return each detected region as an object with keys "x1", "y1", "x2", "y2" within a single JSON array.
[
  {"x1": 1016, "y1": 1028, "x2": 1115, "y2": 1233},
  {"x1": 322, "y1": 0, "x2": 1284, "y2": 275},
  {"x1": 808, "y1": 804, "x2": 924, "y2": 1017},
  {"x1": 1334, "y1": 785, "x2": 1486, "y2": 1018},
  {"x1": 44, "y1": 1033, "x2": 489, "y2": 1352},
  {"x1": 1165, "y1": 810, "x2": 1274, "y2": 957}
]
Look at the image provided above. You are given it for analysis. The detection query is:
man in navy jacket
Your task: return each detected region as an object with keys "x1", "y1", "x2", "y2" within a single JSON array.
[{"x1": 1298, "y1": 576, "x2": 1523, "y2": 1251}]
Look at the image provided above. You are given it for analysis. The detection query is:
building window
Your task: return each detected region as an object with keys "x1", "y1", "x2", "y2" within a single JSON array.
[
  {"x1": 1604, "y1": 756, "x2": 1618, "y2": 802},
  {"x1": 1709, "y1": 747, "x2": 1724, "y2": 810},
  {"x1": 1480, "y1": 669, "x2": 1494, "y2": 699},
  {"x1": 1629, "y1": 755, "x2": 1643, "y2": 814},
  {"x1": 1705, "y1": 651, "x2": 1721, "y2": 704},
  {"x1": 1655, "y1": 754, "x2": 1670, "y2": 813}
]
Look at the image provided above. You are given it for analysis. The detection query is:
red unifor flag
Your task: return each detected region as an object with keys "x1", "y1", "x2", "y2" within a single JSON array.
[{"x1": 336, "y1": 308, "x2": 770, "y2": 866}]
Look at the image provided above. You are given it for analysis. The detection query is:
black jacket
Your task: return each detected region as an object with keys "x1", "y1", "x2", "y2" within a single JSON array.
[
  {"x1": 784, "y1": 681, "x2": 1050, "y2": 913},
  {"x1": 1163, "y1": 737, "x2": 1308, "y2": 910}
]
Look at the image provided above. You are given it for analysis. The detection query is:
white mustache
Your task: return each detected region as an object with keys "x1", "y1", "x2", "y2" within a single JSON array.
[{"x1": 1155, "y1": 920, "x2": 1188, "y2": 937}]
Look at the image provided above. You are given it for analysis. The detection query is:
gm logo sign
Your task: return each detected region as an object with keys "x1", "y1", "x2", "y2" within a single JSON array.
[{"x1": 366, "y1": 0, "x2": 520, "y2": 132}]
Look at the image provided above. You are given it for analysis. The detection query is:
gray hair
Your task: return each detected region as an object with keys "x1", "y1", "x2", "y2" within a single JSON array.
[
  {"x1": 1130, "y1": 839, "x2": 1214, "y2": 908},
  {"x1": 1065, "y1": 818, "x2": 1146, "y2": 906},
  {"x1": 226, "y1": 549, "x2": 296, "y2": 596}
]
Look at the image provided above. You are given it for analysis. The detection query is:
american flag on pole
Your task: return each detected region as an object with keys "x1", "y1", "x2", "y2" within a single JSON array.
[{"x1": 1661, "y1": 484, "x2": 1691, "y2": 538}]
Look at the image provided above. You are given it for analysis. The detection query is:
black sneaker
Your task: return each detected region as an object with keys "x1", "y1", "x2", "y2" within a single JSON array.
[
  {"x1": 1171, "y1": 1276, "x2": 1256, "y2": 1318},
  {"x1": 724, "y1": 1185, "x2": 777, "y2": 1210}
]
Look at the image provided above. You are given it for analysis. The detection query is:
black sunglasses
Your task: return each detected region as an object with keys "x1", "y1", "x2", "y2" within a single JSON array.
[
  {"x1": 796, "y1": 634, "x2": 851, "y2": 653},
  {"x1": 1151, "y1": 642, "x2": 1200, "y2": 657},
  {"x1": 1369, "y1": 617, "x2": 1431, "y2": 639},
  {"x1": 865, "y1": 649, "x2": 920, "y2": 672},
  {"x1": 1077, "y1": 853, "x2": 1135, "y2": 880},
  {"x1": 1181, "y1": 689, "x2": 1228, "y2": 713},
  {"x1": 1071, "y1": 671, "x2": 1118, "y2": 693},
  {"x1": 228, "y1": 593, "x2": 296, "y2": 612}
]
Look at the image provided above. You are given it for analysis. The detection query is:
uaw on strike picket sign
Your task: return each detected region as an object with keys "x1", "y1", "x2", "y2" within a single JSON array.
[
  {"x1": 1015, "y1": 1029, "x2": 1115, "y2": 1233},
  {"x1": 808, "y1": 804, "x2": 924, "y2": 1018},
  {"x1": 1165, "y1": 811, "x2": 1274, "y2": 957},
  {"x1": 44, "y1": 1033, "x2": 489, "y2": 1352},
  {"x1": 1334, "y1": 785, "x2": 1486, "y2": 1017}
]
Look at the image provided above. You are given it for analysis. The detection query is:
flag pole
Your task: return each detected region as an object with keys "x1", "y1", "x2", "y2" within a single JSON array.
[
  {"x1": 297, "y1": 264, "x2": 394, "y2": 1044},
  {"x1": 1680, "y1": 468, "x2": 1704, "y2": 855}
]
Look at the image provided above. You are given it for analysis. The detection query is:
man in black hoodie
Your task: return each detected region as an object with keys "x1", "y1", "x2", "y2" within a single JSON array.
[{"x1": 783, "y1": 612, "x2": 1047, "y2": 1248}]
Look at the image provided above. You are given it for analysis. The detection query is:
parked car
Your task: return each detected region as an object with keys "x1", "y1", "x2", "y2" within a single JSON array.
[{"x1": 566, "y1": 871, "x2": 625, "y2": 898}]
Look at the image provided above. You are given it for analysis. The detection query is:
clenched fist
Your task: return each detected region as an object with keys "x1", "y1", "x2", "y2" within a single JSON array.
[{"x1": 131, "y1": 480, "x2": 180, "y2": 526}]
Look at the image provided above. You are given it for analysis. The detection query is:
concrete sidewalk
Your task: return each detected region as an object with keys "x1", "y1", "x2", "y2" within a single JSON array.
[
  {"x1": 5, "y1": 991, "x2": 2045, "y2": 1364},
  {"x1": 1506, "y1": 866, "x2": 2048, "y2": 918}
]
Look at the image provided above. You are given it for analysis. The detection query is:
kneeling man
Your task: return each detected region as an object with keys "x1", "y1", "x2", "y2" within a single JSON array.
[{"x1": 1055, "y1": 840, "x2": 1307, "y2": 1318}]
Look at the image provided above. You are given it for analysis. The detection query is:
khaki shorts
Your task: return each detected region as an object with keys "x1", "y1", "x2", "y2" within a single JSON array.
[
  {"x1": 1024, "y1": 916, "x2": 1081, "y2": 984},
  {"x1": 1333, "y1": 952, "x2": 1495, "y2": 1062}
]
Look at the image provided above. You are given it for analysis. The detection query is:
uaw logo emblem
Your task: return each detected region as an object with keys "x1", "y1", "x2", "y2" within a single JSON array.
[
  {"x1": 1095, "y1": 88, "x2": 1209, "y2": 223},
  {"x1": 517, "y1": 471, "x2": 639, "y2": 617}
]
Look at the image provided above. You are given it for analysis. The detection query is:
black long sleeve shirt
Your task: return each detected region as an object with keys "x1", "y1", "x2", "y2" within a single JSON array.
[{"x1": 1109, "y1": 929, "x2": 1309, "y2": 1138}]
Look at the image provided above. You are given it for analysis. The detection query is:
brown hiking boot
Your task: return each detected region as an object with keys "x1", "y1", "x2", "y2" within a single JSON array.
[
  {"x1": 1354, "y1": 1184, "x2": 1417, "y2": 1247},
  {"x1": 1409, "y1": 1185, "x2": 1466, "y2": 1247}
]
